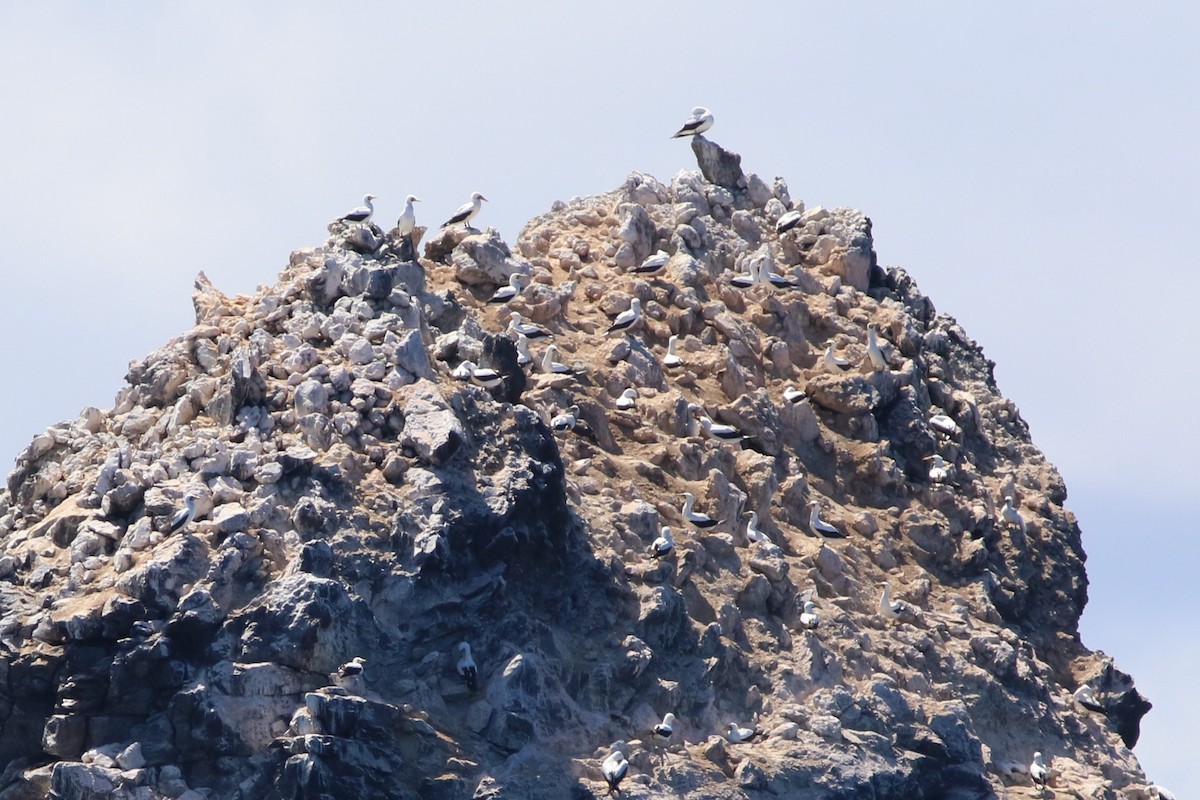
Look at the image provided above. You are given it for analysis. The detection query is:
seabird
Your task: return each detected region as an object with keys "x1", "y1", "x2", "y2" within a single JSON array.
[
  {"x1": 396, "y1": 194, "x2": 420, "y2": 236},
  {"x1": 681, "y1": 492, "x2": 718, "y2": 530},
  {"x1": 929, "y1": 413, "x2": 961, "y2": 437},
  {"x1": 1073, "y1": 685, "x2": 1106, "y2": 713},
  {"x1": 1149, "y1": 785, "x2": 1176, "y2": 800},
  {"x1": 822, "y1": 344, "x2": 850, "y2": 373},
  {"x1": 926, "y1": 454, "x2": 950, "y2": 483},
  {"x1": 725, "y1": 722, "x2": 760, "y2": 744},
  {"x1": 452, "y1": 360, "x2": 477, "y2": 380},
  {"x1": 776, "y1": 208, "x2": 804, "y2": 234},
  {"x1": 799, "y1": 600, "x2": 820, "y2": 629},
  {"x1": 339, "y1": 193, "x2": 376, "y2": 225},
  {"x1": 442, "y1": 191, "x2": 487, "y2": 229},
  {"x1": 783, "y1": 385, "x2": 807, "y2": 404},
  {"x1": 807, "y1": 501, "x2": 844, "y2": 538},
  {"x1": 663, "y1": 335, "x2": 683, "y2": 368},
  {"x1": 551, "y1": 406, "x2": 578, "y2": 433},
  {"x1": 456, "y1": 642, "x2": 478, "y2": 691},
  {"x1": 1001, "y1": 495, "x2": 1027, "y2": 534},
  {"x1": 489, "y1": 272, "x2": 530, "y2": 304},
  {"x1": 696, "y1": 412, "x2": 744, "y2": 442},
  {"x1": 650, "y1": 526, "x2": 675, "y2": 559},
  {"x1": 730, "y1": 259, "x2": 760, "y2": 289},
  {"x1": 169, "y1": 494, "x2": 198, "y2": 534},
  {"x1": 601, "y1": 749, "x2": 629, "y2": 797},
  {"x1": 606, "y1": 298, "x2": 642, "y2": 335},
  {"x1": 460, "y1": 362, "x2": 502, "y2": 390},
  {"x1": 516, "y1": 334, "x2": 533, "y2": 367},
  {"x1": 745, "y1": 511, "x2": 768, "y2": 545},
  {"x1": 880, "y1": 582, "x2": 909, "y2": 622},
  {"x1": 615, "y1": 388, "x2": 638, "y2": 410},
  {"x1": 542, "y1": 343, "x2": 573, "y2": 374},
  {"x1": 631, "y1": 250, "x2": 670, "y2": 274},
  {"x1": 1029, "y1": 751, "x2": 1049, "y2": 795},
  {"x1": 653, "y1": 712, "x2": 676, "y2": 740},
  {"x1": 866, "y1": 324, "x2": 889, "y2": 372},
  {"x1": 332, "y1": 656, "x2": 366, "y2": 692},
  {"x1": 508, "y1": 312, "x2": 551, "y2": 341},
  {"x1": 671, "y1": 107, "x2": 713, "y2": 138},
  {"x1": 758, "y1": 261, "x2": 799, "y2": 290}
]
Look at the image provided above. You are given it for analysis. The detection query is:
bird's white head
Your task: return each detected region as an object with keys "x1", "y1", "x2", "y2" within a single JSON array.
[
  {"x1": 406, "y1": 194, "x2": 421, "y2": 203},
  {"x1": 458, "y1": 641, "x2": 472, "y2": 656},
  {"x1": 692, "y1": 106, "x2": 709, "y2": 116},
  {"x1": 509, "y1": 312, "x2": 523, "y2": 324},
  {"x1": 747, "y1": 511, "x2": 758, "y2": 523},
  {"x1": 569, "y1": 405, "x2": 580, "y2": 416},
  {"x1": 473, "y1": 192, "x2": 488, "y2": 202},
  {"x1": 808, "y1": 500, "x2": 819, "y2": 509},
  {"x1": 804, "y1": 600, "x2": 816, "y2": 612},
  {"x1": 364, "y1": 194, "x2": 377, "y2": 202},
  {"x1": 682, "y1": 492, "x2": 695, "y2": 503},
  {"x1": 630, "y1": 298, "x2": 642, "y2": 312},
  {"x1": 663, "y1": 712, "x2": 676, "y2": 725}
]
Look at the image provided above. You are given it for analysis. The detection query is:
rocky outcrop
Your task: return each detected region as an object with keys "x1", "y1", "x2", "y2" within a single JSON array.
[{"x1": 0, "y1": 147, "x2": 1155, "y2": 799}]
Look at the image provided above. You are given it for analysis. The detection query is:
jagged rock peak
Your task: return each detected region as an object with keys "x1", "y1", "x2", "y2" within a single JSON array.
[{"x1": 0, "y1": 159, "x2": 1153, "y2": 799}]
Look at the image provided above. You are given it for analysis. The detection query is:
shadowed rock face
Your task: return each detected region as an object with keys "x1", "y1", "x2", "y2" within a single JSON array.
[{"x1": 0, "y1": 156, "x2": 1152, "y2": 799}]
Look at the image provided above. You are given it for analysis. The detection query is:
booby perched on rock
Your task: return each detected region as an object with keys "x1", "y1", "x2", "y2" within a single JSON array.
[
  {"x1": 783, "y1": 385, "x2": 807, "y2": 404},
  {"x1": 1149, "y1": 784, "x2": 1176, "y2": 800},
  {"x1": 1074, "y1": 685, "x2": 1106, "y2": 713},
  {"x1": 339, "y1": 193, "x2": 376, "y2": 225},
  {"x1": 745, "y1": 511, "x2": 768, "y2": 545},
  {"x1": 730, "y1": 259, "x2": 760, "y2": 289},
  {"x1": 757, "y1": 261, "x2": 799, "y2": 290},
  {"x1": 929, "y1": 412, "x2": 961, "y2": 437},
  {"x1": 671, "y1": 106, "x2": 713, "y2": 138},
  {"x1": 775, "y1": 208, "x2": 804, "y2": 234},
  {"x1": 695, "y1": 410, "x2": 744, "y2": 442},
  {"x1": 396, "y1": 194, "x2": 420, "y2": 237},
  {"x1": 681, "y1": 492, "x2": 718, "y2": 529},
  {"x1": 799, "y1": 600, "x2": 820, "y2": 629},
  {"x1": 1029, "y1": 751, "x2": 1049, "y2": 795},
  {"x1": 508, "y1": 312, "x2": 551, "y2": 341},
  {"x1": 615, "y1": 388, "x2": 638, "y2": 410},
  {"x1": 631, "y1": 250, "x2": 670, "y2": 274},
  {"x1": 456, "y1": 642, "x2": 478, "y2": 691},
  {"x1": 663, "y1": 335, "x2": 684, "y2": 368},
  {"x1": 541, "y1": 343, "x2": 574, "y2": 374},
  {"x1": 489, "y1": 272, "x2": 529, "y2": 304},
  {"x1": 1001, "y1": 495, "x2": 1027, "y2": 534},
  {"x1": 807, "y1": 501, "x2": 843, "y2": 538},
  {"x1": 606, "y1": 298, "x2": 642, "y2": 335},
  {"x1": 880, "y1": 582, "x2": 914, "y2": 622},
  {"x1": 866, "y1": 323, "x2": 889, "y2": 372},
  {"x1": 169, "y1": 494, "x2": 198, "y2": 534},
  {"x1": 653, "y1": 712, "x2": 677, "y2": 740},
  {"x1": 516, "y1": 333, "x2": 533, "y2": 367},
  {"x1": 926, "y1": 454, "x2": 950, "y2": 483},
  {"x1": 550, "y1": 406, "x2": 578, "y2": 433},
  {"x1": 650, "y1": 526, "x2": 675, "y2": 559},
  {"x1": 456, "y1": 362, "x2": 502, "y2": 390},
  {"x1": 443, "y1": 191, "x2": 487, "y2": 229},
  {"x1": 601, "y1": 749, "x2": 629, "y2": 797},
  {"x1": 332, "y1": 656, "x2": 366, "y2": 693},
  {"x1": 822, "y1": 343, "x2": 850, "y2": 373},
  {"x1": 725, "y1": 722, "x2": 761, "y2": 744}
]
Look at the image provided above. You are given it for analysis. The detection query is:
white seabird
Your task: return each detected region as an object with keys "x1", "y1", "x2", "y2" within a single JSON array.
[
  {"x1": 929, "y1": 412, "x2": 961, "y2": 437},
  {"x1": 631, "y1": 249, "x2": 670, "y2": 274},
  {"x1": 1029, "y1": 751, "x2": 1049, "y2": 795},
  {"x1": 725, "y1": 722, "x2": 760, "y2": 744},
  {"x1": 697, "y1": 412, "x2": 743, "y2": 442},
  {"x1": 456, "y1": 642, "x2": 478, "y2": 691},
  {"x1": 332, "y1": 656, "x2": 366, "y2": 692},
  {"x1": 653, "y1": 712, "x2": 676, "y2": 740},
  {"x1": 516, "y1": 333, "x2": 533, "y2": 367},
  {"x1": 1149, "y1": 784, "x2": 1176, "y2": 800},
  {"x1": 551, "y1": 406, "x2": 578, "y2": 433},
  {"x1": 459, "y1": 362, "x2": 501, "y2": 390},
  {"x1": 542, "y1": 343, "x2": 573, "y2": 374},
  {"x1": 1001, "y1": 495, "x2": 1027, "y2": 534},
  {"x1": 807, "y1": 501, "x2": 843, "y2": 539},
  {"x1": 663, "y1": 335, "x2": 683, "y2": 368},
  {"x1": 822, "y1": 344, "x2": 850, "y2": 373},
  {"x1": 650, "y1": 526, "x2": 675, "y2": 559},
  {"x1": 606, "y1": 298, "x2": 642, "y2": 335},
  {"x1": 866, "y1": 323, "x2": 889, "y2": 372},
  {"x1": 508, "y1": 312, "x2": 551, "y2": 341},
  {"x1": 776, "y1": 208, "x2": 804, "y2": 234},
  {"x1": 615, "y1": 388, "x2": 638, "y2": 410},
  {"x1": 758, "y1": 261, "x2": 799, "y2": 290},
  {"x1": 730, "y1": 259, "x2": 760, "y2": 289},
  {"x1": 671, "y1": 106, "x2": 713, "y2": 138},
  {"x1": 396, "y1": 194, "x2": 420, "y2": 236},
  {"x1": 926, "y1": 454, "x2": 950, "y2": 483},
  {"x1": 880, "y1": 582, "x2": 907, "y2": 622},
  {"x1": 169, "y1": 494, "x2": 198, "y2": 534},
  {"x1": 339, "y1": 193, "x2": 376, "y2": 225},
  {"x1": 1074, "y1": 685, "x2": 1105, "y2": 713},
  {"x1": 681, "y1": 492, "x2": 718, "y2": 530},
  {"x1": 601, "y1": 749, "x2": 629, "y2": 796},
  {"x1": 745, "y1": 511, "x2": 768, "y2": 545},
  {"x1": 489, "y1": 272, "x2": 529, "y2": 304},
  {"x1": 443, "y1": 191, "x2": 487, "y2": 229},
  {"x1": 452, "y1": 360, "x2": 477, "y2": 380},
  {"x1": 783, "y1": 385, "x2": 807, "y2": 404},
  {"x1": 799, "y1": 600, "x2": 820, "y2": 629}
]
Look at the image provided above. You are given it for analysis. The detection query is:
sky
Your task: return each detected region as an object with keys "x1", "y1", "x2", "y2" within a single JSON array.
[{"x1": 1, "y1": 3, "x2": 1196, "y2": 793}]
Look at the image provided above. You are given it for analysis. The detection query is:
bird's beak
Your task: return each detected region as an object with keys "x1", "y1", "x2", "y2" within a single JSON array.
[{"x1": 480, "y1": 195, "x2": 489, "y2": 202}]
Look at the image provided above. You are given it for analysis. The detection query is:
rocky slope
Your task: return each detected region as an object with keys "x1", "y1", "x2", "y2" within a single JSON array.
[{"x1": 0, "y1": 137, "x2": 1156, "y2": 800}]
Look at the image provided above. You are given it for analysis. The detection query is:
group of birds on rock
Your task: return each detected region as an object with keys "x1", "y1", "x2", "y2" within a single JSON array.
[{"x1": 335, "y1": 190, "x2": 489, "y2": 237}]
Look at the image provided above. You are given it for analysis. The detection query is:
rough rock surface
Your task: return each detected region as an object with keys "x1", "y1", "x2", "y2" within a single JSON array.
[{"x1": 0, "y1": 147, "x2": 1156, "y2": 799}]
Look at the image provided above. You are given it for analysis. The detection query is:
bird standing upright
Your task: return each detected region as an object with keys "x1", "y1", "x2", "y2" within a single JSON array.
[
  {"x1": 443, "y1": 191, "x2": 488, "y2": 229},
  {"x1": 671, "y1": 107, "x2": 714, "y2": 138}
]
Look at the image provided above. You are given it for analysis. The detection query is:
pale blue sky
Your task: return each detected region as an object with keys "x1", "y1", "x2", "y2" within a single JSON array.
[{"x1": 1, "y1": 4, "x2": 1196, "y2": 793}]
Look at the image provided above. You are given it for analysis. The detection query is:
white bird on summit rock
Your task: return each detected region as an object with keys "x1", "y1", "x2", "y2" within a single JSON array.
[
  {"x1": 653, "y1": 712, "x2": 677, "y2": 740},
  {"x1": 542, "y1": 343, "x2": 573, "y2": 374},
  {"x1": 663, "y1": 335, "x2": 684, "y2": 368},
  {"x1": 725, "y1": 722, "x2": 760, "y2": 743},
  {"x1": 551, "y1": 405, "x2": 578, "y2": 433},
  {"x1": 631, "y1": 249, "x2": 670, "y2": 274},
  {"x1": 866, "y1": 323, "x2": 889, "y2": 372},
  {"x1": 776, "y1": 208, "x2": 804, "y2": 234},
  {"x1": 681, "y1": 492, "x2": 718, "y2": 530},
  {"x1": 929, "y1": 412, "x2": 961, "y2": 437},
  {"x1": 396, "y1": 194, "x2": 420, "y2": 236},
  {"x1": 601, "y1": 748, "x2": 629, "y2": 796},
  {"x1": 879, "y1": 582, "x2": 908, "y2": 622},
  {"x1": 339, "y1": 193, "x2": 376, "y2": 225},
  {"x1": 615, "y1": 388, "x2": 638, "y2": 410},
  {"x1": 169, "y1": 494, "x2": 198, "y2": 534},
  {"x1": 807, "y1": 501, "x2": 843, "y2": 539},
  {"x1": 516, "y1": 333, "x2": 533, "y2": 367},
  {"x1": 1073, "y1": 685, "x2": 1105, "y2": 713},
  {"x1": 671, "y1": 106, "x2": 713, "y2": 138},
  {"x1": 783, "y1": 385, "x2": 807, "y2": 404},
  {"x1": 1029, "y1": 751, "x2": 1049, "y2": 795},
  {"x1": 822, "y1": 343, "x2": 850, "y2": 373},
  {"x1": 745, "y1": 511, "x2": 769, "y2": 545},
  {"x1": 926, "y1": 454, "x2": 950, "y2": 483},
  {"x1": 730, "y1": 259, "x2": 760, "y2": 289},
  {"x1": 443, "y1": 191, "x2": 487, "y2": 229},
  {"x1": 650, "y1": 526, "x2": 675, "y2": 559},
  {"x1": 1148, "y1": 784, "x2": 1176, "y2": 800},
  {"x1": 697, "y1": 412, "x2": 743, "y2": 443},
  {"x1": 489, "y1": 272, "x2": 529, "y2": 304},
  {"x1": 799, "y1": 600, "x2": 820, "y2": 629},
  {"x1": 1001, "y1": 495, "x2": 1027, "y2": 534},
  {"x1": 456, "y1": 642, "x2": 478, "y2": 691},
  {"x1": 606, "y1": 298, "x2": 642, "y2": 335},
  {"x1": 508, "y1": 312, "x2": 551, "y2": 341},
  {"x1": 332, "y1": 656, "x2": 366, "y2": 693}
]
